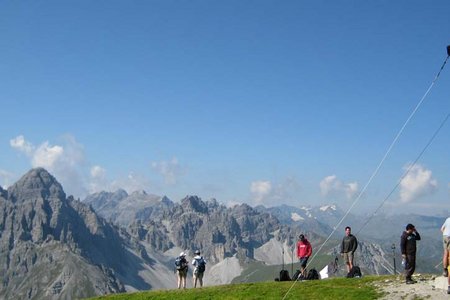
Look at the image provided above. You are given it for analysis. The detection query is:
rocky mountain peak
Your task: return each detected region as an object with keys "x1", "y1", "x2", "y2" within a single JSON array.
[
  {"x1": 130, "y1": 190, "x2": 147, "y2": 196},
  {"x1": 7, "y1": 167, "x2": 65, "y2": 203},
  {"x1": 114, "y1": 188, "x2": 128, "y2": 198},
  {"x1": 180, "y1": 195, "x2": 208, "y2": 213},
  {"x1": 160, "y1": 195, "x2": 172, "y2": 205},
  {"x1": 231, "y1": 203, "x2": 254, "y2": 215},
  {"x1": 0, "y1": 186, "x2": 6, "y2": 199}
]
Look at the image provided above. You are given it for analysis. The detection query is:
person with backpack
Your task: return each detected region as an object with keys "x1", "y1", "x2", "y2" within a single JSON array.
[
  {"x1": 440, "y1": 215, "x2": 450, "y2": 277},
  {"x1": 192, "y1": 249, "x2": 206, "y2": 288},
  {"x1": 175, "y1": 252, "x2": 188, "y2": 289},
  {"x1": 296, "y1": 234, "x2": 312, "y2": 278},
  {"x1": 400, "y1": 223, "x2": 421, "y2": 284},
  {"x1": 341, "y1": 226, "x2": 358, "y2": 273}
]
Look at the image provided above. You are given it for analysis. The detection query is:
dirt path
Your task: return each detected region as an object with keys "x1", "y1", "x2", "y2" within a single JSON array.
[{"x1": 374, "y1": 274, "x2": 450, "y2": 300}]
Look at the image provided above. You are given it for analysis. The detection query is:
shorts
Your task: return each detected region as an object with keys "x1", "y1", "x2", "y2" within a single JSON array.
[
  {"x1": 194, "y1": 271, "x2": 204, "y2": 280},
  {"x1": 443, "y1": 236, "x2": 450, "y2": 251},
  {"x1": 177, "y1": 268, "x2": 188, "y2": 277},
  {"x1": 299, "y1": 257, "x2": 309, "y2": 268},
  {"x1": 343, "y1": 252, "x2": 354, "y2": 264}
]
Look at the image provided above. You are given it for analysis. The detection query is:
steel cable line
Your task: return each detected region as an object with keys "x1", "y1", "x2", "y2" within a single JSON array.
[
  {"x1": 356, "y1": 113, "x2": 450, "y2": 236},
  {"x1": 282, "y1": 51, "x2": 449, "y2": 300}
]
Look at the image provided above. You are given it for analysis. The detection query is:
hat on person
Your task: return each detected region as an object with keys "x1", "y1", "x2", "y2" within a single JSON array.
[
  {"x1": 180, "y1": 252, "x2": 186, "y2": 257},
  {"x1": 406, "y1": 224, "x2": 415, "y2": 230},
  {"x1": 194, "y1": 250, "x2": 200, "y2": 255},
  {"x1": 299, "y1": 234, "x2": 305, "y2": 241}
]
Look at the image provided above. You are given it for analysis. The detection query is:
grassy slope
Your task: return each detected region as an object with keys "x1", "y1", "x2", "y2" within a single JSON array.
[{"x1": 89, "y1": 276, "x2": 387, "y2": 300}]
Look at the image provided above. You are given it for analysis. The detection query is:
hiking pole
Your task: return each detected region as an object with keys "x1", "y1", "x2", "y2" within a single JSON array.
[
  {"x1": 391, "y1": 243, "x2": 396, "y2": 275},
  {"x1": 291, "y1": 246, "x2": 294, "y2": 276}
]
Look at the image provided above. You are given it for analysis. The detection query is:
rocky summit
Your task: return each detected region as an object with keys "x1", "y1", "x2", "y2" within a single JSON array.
[{"x1": 0, "y1": 168, "x2": 165, "y2": 300}]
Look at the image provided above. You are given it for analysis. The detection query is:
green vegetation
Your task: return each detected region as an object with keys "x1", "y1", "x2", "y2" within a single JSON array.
[{"x1": 89, "y1": 276, "x2": 387, "y2": 300}]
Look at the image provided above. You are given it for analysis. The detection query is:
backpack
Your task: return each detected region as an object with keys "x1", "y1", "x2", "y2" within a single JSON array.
[
  {"x1": 292, "y1": 269, "x2": 301, "y2": 281},
  {"x1": 346, "y1": 266, "x2": 362, "y2": 278},
  {"x1": 306, "y1": 268, "x2": 320, "y2": 280},
  {"x1": 195, "y1": 257, "x2": 206, "y2": 273},
  {"x1": 279, "y1": 269, "x2": 291, "y2": 281},
  {"x1": 175, "y1": 256, "x2": 187, "y2": 270}
]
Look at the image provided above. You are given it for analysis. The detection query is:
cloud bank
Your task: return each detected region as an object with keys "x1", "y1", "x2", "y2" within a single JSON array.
[
  {"x1": 250, "y1": 177, "x2": 301, "y2": 206},
  {"x1": 9, "y1": 135, "x2": 182, "y2": 198}
]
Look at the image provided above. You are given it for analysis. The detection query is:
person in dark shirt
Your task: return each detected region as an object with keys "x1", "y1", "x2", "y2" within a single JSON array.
[
  {"x1": 400, "y1": 223, "x2": 421, "y2": 284},
  {"x1": 341, "y1": 226, "x2": 358, "y2": 273},
  {"x1": 175, "y1": 252, "x2": 188, "y2": 289}
]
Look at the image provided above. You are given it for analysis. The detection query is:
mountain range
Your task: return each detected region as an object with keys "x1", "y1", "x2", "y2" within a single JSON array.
[{"x1": 0, "y1": 168, "x2": 445, "y2": 299}]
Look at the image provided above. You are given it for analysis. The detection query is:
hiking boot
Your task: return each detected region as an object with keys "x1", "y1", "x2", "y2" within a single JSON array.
[
  {"x1": 406, "y1": 279, "x2": 415, "y2": 284},
  {"x1": 447, "y1": 286, "x2": 450, "y2": 295},
  {"x1": 444, "y1": 268, "x2": 448, "y2": 277}
]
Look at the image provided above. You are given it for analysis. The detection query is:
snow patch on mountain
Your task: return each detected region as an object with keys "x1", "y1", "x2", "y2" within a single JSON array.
[
  {"x1": 291, "y1": 212, "x2": 304, "y2": 222},
  {"x1": 320, "y1": 205, "x2": 337, "y2": 211}
]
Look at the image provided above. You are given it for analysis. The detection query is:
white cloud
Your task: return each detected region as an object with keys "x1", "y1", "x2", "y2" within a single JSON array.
[
  {"x1": 151, "y1": 157, "x2": 184, "y2": 185},
  {"x1": 346, "y1": 182, "x2": 358, "y2": 199},
  {"x1": 91, "y1": 165, "x2": 106, "y2": 178},
  {"x1": 250, "y1": 177, "x2": 301, "y2": 206},
  {"x1": 251, "y1": 180, "x2": 272, "y2": 204},
  {"x1": 32, "y1": 142, "x2": 64, "y2": 169},
  {"x1": 10, "y1": 135, "x2": 34, "y2": 155},
  {"x1": 0, "y1": 169, "x2": 15, "y2": 189},
  {"x1": 399, "y1": 164, "x2": 437, "y2": 203},
  {"x1": 320, "y1": 175, "x2": 358, "y2": 200},
  {"x1": 111, "y1": 172, "x2": 151, "y2": 193},
  {"x1": 89, "y1": 165, "x2": 108, "y2": 193}
]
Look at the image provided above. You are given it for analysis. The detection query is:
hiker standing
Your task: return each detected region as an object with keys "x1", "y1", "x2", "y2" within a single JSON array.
[
  {"x1": 400, "y1": 223, "x2": 421, "y2": 284},
  {"x1": 441, "y1": 216, "x2": 450, "y2": 277},
  {"x1": 447, "y1": 251, "x2": 450, "y2": 295},
  {"x1": 192, "y1": 250, "x2": 206, "y2": 288},
  {"x1": 297, "y1": 234, "x2": 312, "y2": 278},
  {"x1": 340, "y1": 226, "x2": 358, "y2": 273},
  {"x1": 175, "y1": 252, "x2": 188, "y2": 289}
]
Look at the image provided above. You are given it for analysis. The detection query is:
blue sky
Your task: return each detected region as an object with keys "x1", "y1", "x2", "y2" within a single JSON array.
[{"x1": 1, "y1": 1, "x2": 449, "y2": 215}]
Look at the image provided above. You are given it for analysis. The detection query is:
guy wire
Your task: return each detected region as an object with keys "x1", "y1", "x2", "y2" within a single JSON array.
[
  {"x1": 281, "y1": 52, "x2": 449, "y2": 300},
  {"x1": 356, "y1": 112, "x2": 450, "y2": 235}
]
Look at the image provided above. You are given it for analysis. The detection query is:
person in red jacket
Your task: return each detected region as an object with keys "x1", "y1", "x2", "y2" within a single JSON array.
[{"x1": 297, "y1": 234, "x2": 312, "y2": 277}]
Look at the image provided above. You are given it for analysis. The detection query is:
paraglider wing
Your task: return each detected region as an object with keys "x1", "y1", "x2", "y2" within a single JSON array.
[{"x1": 447, "y1": 45, "x2": 450, "y2": 56}]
